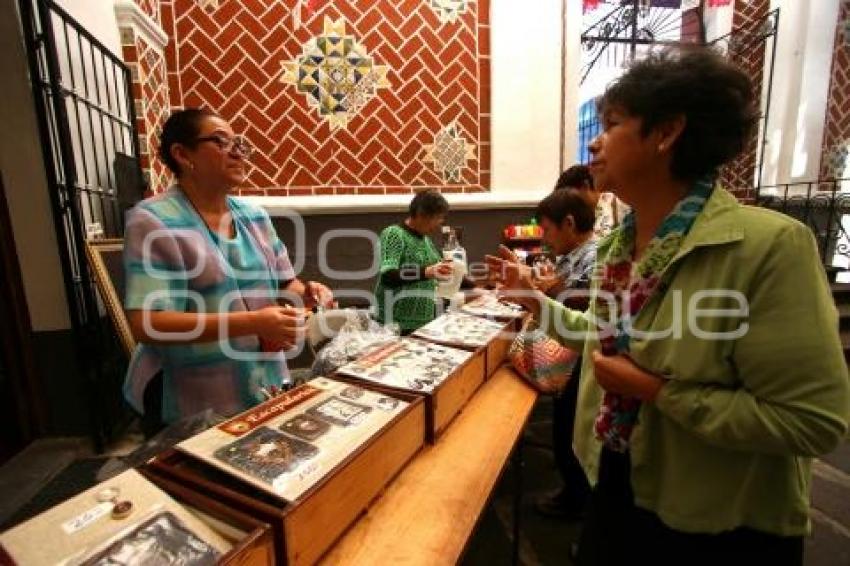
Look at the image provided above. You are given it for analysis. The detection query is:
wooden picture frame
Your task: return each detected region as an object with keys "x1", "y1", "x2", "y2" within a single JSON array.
[{"x1": 84, "y1": 238, "x2": 135, "y2": 357}]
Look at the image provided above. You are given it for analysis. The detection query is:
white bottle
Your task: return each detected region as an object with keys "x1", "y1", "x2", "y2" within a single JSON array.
[{"x1": 437, "y1": 227, "x2": 467, "y2": 299}]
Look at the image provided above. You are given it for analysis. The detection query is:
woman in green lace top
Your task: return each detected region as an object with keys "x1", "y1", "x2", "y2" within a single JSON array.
[{"x1": 375, "y1": 190, "x2": 454, "y2": 333}]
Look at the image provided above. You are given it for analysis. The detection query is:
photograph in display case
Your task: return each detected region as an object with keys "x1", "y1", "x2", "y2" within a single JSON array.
[
  {"x1": 0, "y1": 470, "x2": 231, "y2": 566},
  {"x1": 213, "y1": 427, "x2": 320, "y2": 485},
  {"x1": 280, "y1": 414, "x2": 330, "y2": 441},
  {"x1": 460, "y1": 293, "x2": 526, "y2": 321},
  {"x1": 335, "y1": 338, "x2": 473, "y2": 392},
  {"x1": 177, "y1": 378, "x2": 409, "y2": 501},
  {"x1": 81, "y1": 511, "x2": 220, "y2": 565},
  {"x1": 306, "y1": 396, "x2": 373, "y2": 427},
  {"x1": 412, "y1": 311, "x2": 507, "y2": 349}
]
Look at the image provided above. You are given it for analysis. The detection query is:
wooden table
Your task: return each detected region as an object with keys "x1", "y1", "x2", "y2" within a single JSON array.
[{"x1": 320, "y1": 365, "x2": 538, "y2": 565}]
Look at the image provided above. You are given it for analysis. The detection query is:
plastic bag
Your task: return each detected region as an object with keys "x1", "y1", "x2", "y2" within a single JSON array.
[{"x1": 310, "y1": 311, "x2": 399, "y2": 378}]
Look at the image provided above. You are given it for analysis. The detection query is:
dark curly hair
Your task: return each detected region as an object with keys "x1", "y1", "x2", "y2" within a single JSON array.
[
  {"x1": 158, "y1": 108, "x2": 218, "y2": 176},
  {"x1": 409, "y1": 189, "x2": 449, "y2": 218},
  {"x1": 598, "y1": 48, "x2": 759, "y2": 181},
  {"x1": 554, "y1": 164, "x2": 594, "y2": 191},
  {"x1": 536, "y1": 188, "x2": 596, "y2": 234}
]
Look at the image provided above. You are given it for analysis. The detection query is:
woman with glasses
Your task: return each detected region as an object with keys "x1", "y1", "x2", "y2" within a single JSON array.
[
  {"x1": 488, "y1": 49, "x2": 849, "y2": 565},
  {"x1": 122, "y1": 108, "x2": 333, "y2": 434}
]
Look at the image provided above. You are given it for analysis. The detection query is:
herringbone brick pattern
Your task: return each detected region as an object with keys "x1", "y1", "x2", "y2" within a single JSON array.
[
  {"x1": 820, "y1": 0, "x2": 850, "y2": 180},
  {"x1": 718, "y1": 0, "x2": 768, "y2": 197},
  {"x1": 158, "y1": 0, "x2": 490, "y2": 196},
  {"x1": 160, "y1": 0, "x2": 183, "y2": 111},
  {"x1": 137, "y1": 0, "x2": 159, "y2": 23},
  {"x1": 140, "y1": 36, "x2": 172, "y2": 193},
  {"x1": 122, "y1": 27, "x2": 171, "y2": 193}
]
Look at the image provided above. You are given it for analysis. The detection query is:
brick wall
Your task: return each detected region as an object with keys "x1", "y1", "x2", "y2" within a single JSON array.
[
  {"x1": 133, "y1": 0, "x2": 491, "y2": 195},
  {"x1": 119, "y1": 24, "x2": 171, "y2": 194},
  {"x1": 820, "y1": 0, "x2": 850, "y2": 180},
  {"x1": 137, "y1": 0, "x2": 160, "y2": 23},
  {"x1": 717, "y1": 0, "x2": 769, "y2": 198}
]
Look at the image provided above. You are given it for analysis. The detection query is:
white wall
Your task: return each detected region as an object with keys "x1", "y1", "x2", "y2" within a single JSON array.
[
  {"x1": 1, "y1": 0, "x2": 126, "y2": 331},
  {"x1": 54, "y1": 0, "x2": 122, "y2": 57},
  {"x1": 1, "y1": 0, "x2": 71, "y2": 331},
  {"x1": 704, "y1": 1, "x2": 734, "y2": 42},
  {"x1": 562, "y1": 0, "x2": 581, "y2": 168},
  {"x1": 761, "y1": 0, "x2": 840, "y2": 189},
  {"x1": 490, "y1": 0, "x2": 563, "y2": 193}
]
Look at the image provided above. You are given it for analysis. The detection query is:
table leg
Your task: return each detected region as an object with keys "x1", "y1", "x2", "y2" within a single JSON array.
[{"x1": 511, "y1": 436, "x2": 524, "y2": 566}]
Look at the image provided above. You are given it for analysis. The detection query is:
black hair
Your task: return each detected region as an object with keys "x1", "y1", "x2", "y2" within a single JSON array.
[
  {"x1": 554, "y1": 164, "x2": 594, "y2": 191},
  {"x1": 598, "y1": 48, "x2": 758, "y2": 181},
  {"x1": 158, "y1": 108, "x2": 218, "y2": 175},
  {"x1": 409, "y1": 189, "x2": 449, "y2": 218},
  {"x1": 536, "y1": 188, "x2": 595, "y2": 233}
]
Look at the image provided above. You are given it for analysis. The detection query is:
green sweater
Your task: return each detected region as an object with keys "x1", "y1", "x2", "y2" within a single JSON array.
[
  {"x1": 375, "y1": 224, "x2": 441, "y2": 332},
  {"x1": 540, "y1": 187, "x2": 850, "y2": 536}
]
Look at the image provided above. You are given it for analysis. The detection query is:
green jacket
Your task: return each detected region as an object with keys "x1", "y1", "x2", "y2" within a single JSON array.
[{"x1": 540, "y1": 187, "x2": 850, "y2": 536}]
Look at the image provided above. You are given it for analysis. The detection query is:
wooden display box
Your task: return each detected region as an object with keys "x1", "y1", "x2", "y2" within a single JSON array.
[
  {"x1": 144, "y1": 385, "x2": 426, "y2": 566},
  {"x1": 334, "y1": 342, "x2": 486, "y2": 443},
  {"x1": 138, "y1": 471, "x2": 275, "y2": 566},
  {"x1": 0, "y1": 469, "x2": 272, "y2": 566},
  {"x1": 414, "y1": 316, "x2": 516, "y2": 380},
  {"x1": 484, "y1": 326, "x2": 514, "y2": 378},
  {"x1": 460, "y1": 299, "x2": 532, "y2": 379}
]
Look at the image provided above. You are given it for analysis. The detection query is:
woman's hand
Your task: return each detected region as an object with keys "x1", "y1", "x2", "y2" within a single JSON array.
[
  {"x1": 497, "y1": 244, "x2": 520, "y2": 264},
  {"x1": 485, "y1": 255, "x2": 544, "y2": 315},
  {"x1": 252, "y1": 306, "x2": 307, "y2": 349},
  {"x1": 425, "y1": 260, "x2": 454, "y2": 280},
  {"x1": 305, "y1": 280, "x2": 335, "y2": 309},
  {"x1": 591, "y1": 351, "x2": 666, "y2": 402}
]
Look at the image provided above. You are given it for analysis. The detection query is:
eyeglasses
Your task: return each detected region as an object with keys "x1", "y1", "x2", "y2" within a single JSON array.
[{"x1": 194, "y1": 134, "x2": 254, "y2": 158}]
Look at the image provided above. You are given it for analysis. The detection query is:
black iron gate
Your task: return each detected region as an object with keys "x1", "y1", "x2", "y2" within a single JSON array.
[
  {"x1": 576, "y1": 2, "x2": 778, "y2": 184},
  {"x1": 580, "y1": 1, "x2": 706, "y2": 86},
  {"x1": 577, "y1": 1, "x2": 707, "y2": 164},
  {"x1": 18, "y1": 0, "x2": 145, "y2": 448}
]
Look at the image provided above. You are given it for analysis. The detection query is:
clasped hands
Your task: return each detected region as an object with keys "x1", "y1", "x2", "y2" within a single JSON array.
[
  {"x1": 255, "y1": 280, "x2": 335, "y2": 351},
  {"x1": 254, "y1": 305, "x2": 307, "y2": 351}
]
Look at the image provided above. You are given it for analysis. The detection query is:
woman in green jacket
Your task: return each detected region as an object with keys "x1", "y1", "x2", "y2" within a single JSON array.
[
  {"x1": 375, "y1": 189, "x2": 453, "y2": 333},
  {"x1": 489, "y1": 49, "x2": 850, "y2": 565}
]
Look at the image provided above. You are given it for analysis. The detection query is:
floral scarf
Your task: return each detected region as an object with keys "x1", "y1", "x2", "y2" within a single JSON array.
[{"x1": 593, "y1": 178, "x2": 714, "y2": 452}]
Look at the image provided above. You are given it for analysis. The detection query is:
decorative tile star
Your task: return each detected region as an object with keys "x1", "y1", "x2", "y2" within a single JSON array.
[
  {"x1": 280, "y1": 17, "x2": 390, "y2": 130},
  {"x1": 423, "y1": 122, "x2": 476, "y2": 183},
  {"x1": 429, "y1": 0, "x2": 472, "y2": 24},
  {"x1": 825, "y1": 142, "x2": 849, "y2": 179}
]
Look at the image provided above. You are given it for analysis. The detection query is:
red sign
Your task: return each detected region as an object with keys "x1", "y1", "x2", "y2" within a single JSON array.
[{"x1": 218, "y1": 385, "x2": 324, "y2": 436}]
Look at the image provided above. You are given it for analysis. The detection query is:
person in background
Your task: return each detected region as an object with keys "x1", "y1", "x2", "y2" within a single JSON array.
[
  {"x1": 123, "y1": 108, "x2": 334, "y2": 435},
  {"x1": 531, "y1": 189, "x2": 597, "y2": 520},
  {"x1": 489, "y1": 48, "x2": 850, "y2": 565},
  {"x1": 554, "y1": 164, "x2": 627, "y2": 239},
  {"x1": 374, "y1": 189, "x2": 454, "y2": 333},
  {"x1": 498, "y1": 164, "x2": 618, "y2": 289}
]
